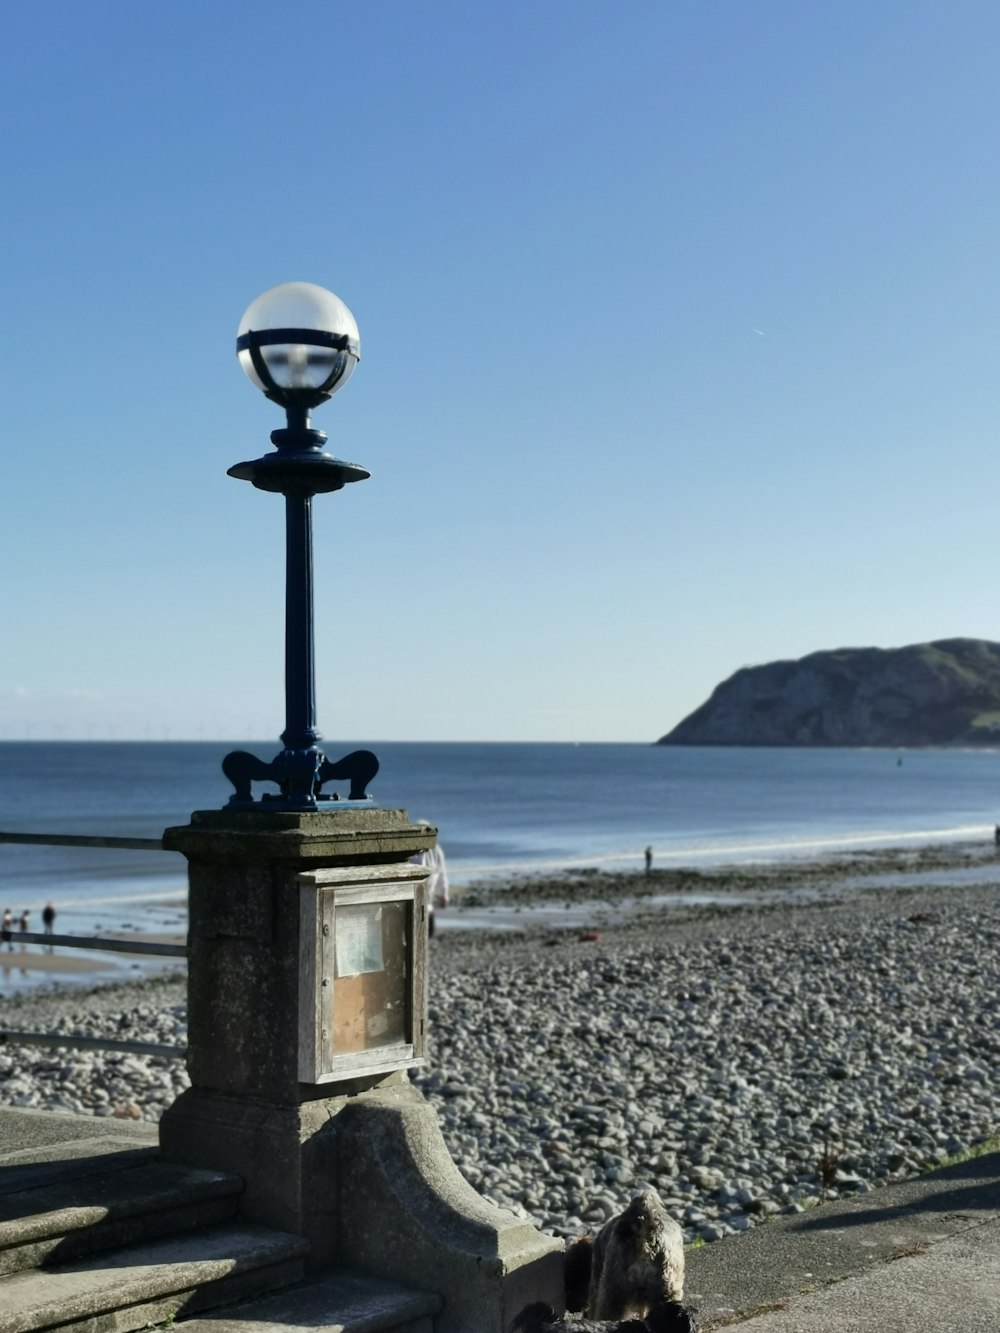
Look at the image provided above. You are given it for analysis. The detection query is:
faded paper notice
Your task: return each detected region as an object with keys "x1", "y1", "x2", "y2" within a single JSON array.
[{"x1": 335, "y1": 905, "x2": 384, "y2": 977}]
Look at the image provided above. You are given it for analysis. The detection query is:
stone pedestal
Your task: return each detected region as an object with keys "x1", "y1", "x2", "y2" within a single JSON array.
[{"x1": 158, "y1": 807, "x2": 562, "y2": 1331}]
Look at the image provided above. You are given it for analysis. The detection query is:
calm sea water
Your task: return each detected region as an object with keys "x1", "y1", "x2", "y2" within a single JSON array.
[{"x1": 1, "y1": 740, "x2": 999, "y2": 939}]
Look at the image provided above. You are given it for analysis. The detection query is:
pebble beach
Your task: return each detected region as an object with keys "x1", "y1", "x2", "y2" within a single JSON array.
[{"x1": 2, "y1": 844, "x2": 1000, "y2": 1248}]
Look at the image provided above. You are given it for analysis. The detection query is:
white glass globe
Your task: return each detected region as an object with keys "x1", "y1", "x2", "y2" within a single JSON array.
[{"x1": 237, "y1": 281, "x2": 360, "y2": 400}]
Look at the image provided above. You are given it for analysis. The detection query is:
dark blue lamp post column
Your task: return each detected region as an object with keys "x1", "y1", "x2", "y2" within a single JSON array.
[{"x1": 222, "y1": 281, "x2": 378, "y2": 810}]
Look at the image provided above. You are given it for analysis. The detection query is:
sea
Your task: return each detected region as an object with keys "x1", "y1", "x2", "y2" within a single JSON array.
[{"x1": 1, "y1": 740, "x2": 1000, "y2": 936}]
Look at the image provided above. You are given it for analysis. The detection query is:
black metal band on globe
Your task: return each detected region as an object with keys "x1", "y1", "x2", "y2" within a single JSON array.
[
  {"x1": 237, "y1": 327, "x2": 360, "y2": 408},
  {"x1": 235, "y1": 327, "x2": 361, "y2": 354}
]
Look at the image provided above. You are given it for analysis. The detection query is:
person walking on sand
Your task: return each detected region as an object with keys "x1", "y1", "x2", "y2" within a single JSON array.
[
  {"x1": 645, "y1": 845, "x2": 653, "y2": 876},
  {"x1": 18, "y1": 910, "x2": 29, "y2": 945},
  {"x1": 42, "y1": 902, "x2": 56, "y2": 935},
  {"x1": 1, "y1": 908, "x2": 12, "y2": 950}
]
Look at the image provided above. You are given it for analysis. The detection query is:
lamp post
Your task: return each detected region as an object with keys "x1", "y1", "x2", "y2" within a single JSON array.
[
  {"x1": 160, "y1": 283, "x2": 562, "y2": 1325},
  {"x1": 222, "y1": 281, "x2": 379, "y2": 810}
]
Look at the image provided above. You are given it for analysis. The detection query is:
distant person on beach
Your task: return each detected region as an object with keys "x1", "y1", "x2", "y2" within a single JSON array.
[
  {"x1": 995, "y1": 825, "x2": 1000, "y2": 849},
  {"x1": 645, "y1": 846, "x2": 653, "y2": 876},
  {"x1": 1, "y1": 909, "x2": 12, "y2": 950},
  {"x1": 18, "y1": 910, "x2": 29, "y2": 940},
  {"x1": 410, "y1": 821, "x2": 450, "y2": 938},
  {"x1": 42, "y1": 902, "x2": 56, "y2": 935}
]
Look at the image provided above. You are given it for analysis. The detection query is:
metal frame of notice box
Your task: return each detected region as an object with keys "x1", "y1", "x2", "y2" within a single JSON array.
[{"x1": 298, "y1": 862, "x2": 429, "y2": 1084}]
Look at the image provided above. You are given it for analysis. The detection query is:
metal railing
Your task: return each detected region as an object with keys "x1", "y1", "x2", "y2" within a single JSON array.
[
  {"x1": 0, "y1": 1031, "x2": 185, "y2": 1058},
  {"x1": 0, "y1": 833, "x2": 165, "y2": 851},
  {"x1": 11, "y1": 930, "x2": 186, "y2": 958},
  {"x1": 0, "y1": 830, "x2": 188, "y2": 1061}
]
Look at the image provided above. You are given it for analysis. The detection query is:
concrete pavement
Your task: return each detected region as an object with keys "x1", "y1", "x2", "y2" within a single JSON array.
[{"x1": 685, "y1": 1148, "x2": 1000, "y2": 1329}]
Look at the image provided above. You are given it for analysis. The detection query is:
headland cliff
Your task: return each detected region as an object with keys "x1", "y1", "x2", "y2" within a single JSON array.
[{"x1": 659, "y1": 637, "x2": 1000, "y2": 746}]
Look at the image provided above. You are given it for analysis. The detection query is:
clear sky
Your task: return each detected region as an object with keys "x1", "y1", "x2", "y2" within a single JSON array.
[{"x1": 3, "y1": 2, "x2": 1000, "y2": 743}]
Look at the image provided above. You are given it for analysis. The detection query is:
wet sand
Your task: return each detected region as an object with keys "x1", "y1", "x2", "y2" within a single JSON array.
[
  {"x1": 0, "y1": 930, "x2": 187, "y2": 994},
  {"x1": 0, "y1": 948, "x2": 114, "y2": 975},
  {"x1": 435, "y1": 838, "x2": 1000, "y2": 945}
]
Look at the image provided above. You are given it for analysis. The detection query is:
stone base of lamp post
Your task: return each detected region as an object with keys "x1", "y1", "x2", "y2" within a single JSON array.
[
  {"x1": 334, "y1": 1080, "x2": 564, "y2": 1333},
  {"x1": 157, "y1": 807, "x2": 563, "y2": 1332}
]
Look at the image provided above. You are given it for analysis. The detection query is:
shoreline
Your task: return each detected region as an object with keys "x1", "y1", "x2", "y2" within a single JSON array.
[
  {"x1": 3, "y1": 837, "x2": 999, "y2": 993},
  {"x1": 458, "y1": 836, "x2": 1000, "y2": 901},
  {"x1": 435, "y1": 836, "x2": 1000, "y2": 938}
]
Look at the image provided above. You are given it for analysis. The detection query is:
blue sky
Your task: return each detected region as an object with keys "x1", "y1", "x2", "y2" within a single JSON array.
[{"x1": 3, "y1": 2, "x2": 1000, "y2": 743}]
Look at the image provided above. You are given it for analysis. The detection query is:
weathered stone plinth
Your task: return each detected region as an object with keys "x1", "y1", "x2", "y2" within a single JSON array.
[
  {"x1": 158, "y1": 807, "x2": 562, "y2": 1330},
  {"x1": 161, "y1": 808, "x2": 431, "y2": 1105}
]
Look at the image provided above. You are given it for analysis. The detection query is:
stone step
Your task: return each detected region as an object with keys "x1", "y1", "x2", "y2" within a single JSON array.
[
  {"x1": 0, "y1": 1140, "x2": 158, "y2": 1194},
  {"x1": 0, "y1": 1221, "x2": 308, "y2": 1333},
  {"x1": 175, "y1": 1270, "x2": 442, "y2": 1333},
  {"x1": 0, "y1": 1159, "x2": 243, "y2": 1275},
  {"x1": 0, "y1": 1109, "x2": 159, "y2": 1178}
]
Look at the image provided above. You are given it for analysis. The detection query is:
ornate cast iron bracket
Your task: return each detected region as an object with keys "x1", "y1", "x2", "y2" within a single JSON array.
[{"x1": 222, "y1": 747, "x2": 380, "y2": 808}]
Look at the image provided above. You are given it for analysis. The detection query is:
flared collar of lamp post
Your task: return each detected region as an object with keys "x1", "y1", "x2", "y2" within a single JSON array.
[{"x1": 221, "y1": 281, "x2": 379, "y2": 811}]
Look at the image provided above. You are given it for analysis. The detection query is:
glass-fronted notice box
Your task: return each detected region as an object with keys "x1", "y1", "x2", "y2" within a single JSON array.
[{"x1": 298, "y1": 863, "x2": 429, "y2": 1084}]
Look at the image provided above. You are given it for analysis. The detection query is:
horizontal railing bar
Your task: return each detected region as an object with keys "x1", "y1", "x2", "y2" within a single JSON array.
[
  {"x1": 0, "y1": 832, "x2": 165, "y2": 850},
  {"x1": 0, "y1": 1031, "x2": 186, "y2": 1059},
  {"x1": 6, "y1": 931, "x2": 187, "y2": 958}
]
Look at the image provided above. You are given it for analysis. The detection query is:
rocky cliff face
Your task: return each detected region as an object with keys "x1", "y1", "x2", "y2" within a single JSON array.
[{"x1": 658, "y1": 638, "x2": 1000, "y2": 747}]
